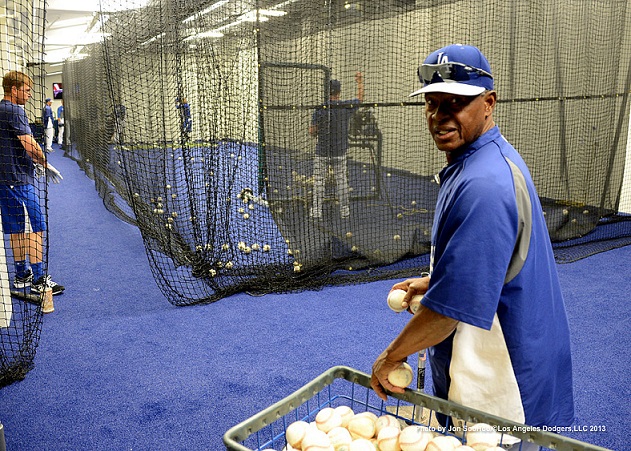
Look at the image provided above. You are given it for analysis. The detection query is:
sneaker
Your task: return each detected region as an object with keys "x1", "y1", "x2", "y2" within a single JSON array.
[
  {"x1": 340, "y1": 206, "x2": 350, "y2": 219},
  {"x1": 14, "y1": 269, "x2": 33, "y2": 288},
  {"x1": 32, "y1": 275, "x2": 65, "y2": 296}
]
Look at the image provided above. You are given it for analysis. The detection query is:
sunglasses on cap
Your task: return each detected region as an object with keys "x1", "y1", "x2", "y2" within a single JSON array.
[{"x1": 418, "y1": 62, "x2": 493, "y2": 85}]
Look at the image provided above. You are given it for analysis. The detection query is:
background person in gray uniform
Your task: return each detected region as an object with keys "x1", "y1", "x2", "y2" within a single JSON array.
[{"x1": 309, "y1": 72, "x2": 364, "y2": 219}]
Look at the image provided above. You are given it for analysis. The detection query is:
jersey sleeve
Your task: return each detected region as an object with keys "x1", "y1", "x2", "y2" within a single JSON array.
[
  {"x1": 12, "y1": 107, "x2": 32, "y2": 136},
  {"x1": 422, "y1": 167, "x2": 518, "y2": 330}
]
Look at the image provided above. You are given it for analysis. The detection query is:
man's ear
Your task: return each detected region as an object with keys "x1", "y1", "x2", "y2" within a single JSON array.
[{"x1": 484, "y1": 90, "x2": 497, "y2": 113}]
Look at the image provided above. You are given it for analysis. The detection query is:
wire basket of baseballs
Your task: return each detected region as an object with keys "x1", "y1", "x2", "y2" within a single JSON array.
[{"x1": 223, "y1": 366, "x2": 609, "y2": 451}]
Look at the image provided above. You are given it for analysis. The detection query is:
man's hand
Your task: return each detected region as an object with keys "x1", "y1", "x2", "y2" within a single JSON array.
[
  {"x1": 46, "y1": 163, "x2": 63, "y2": 184},
  {"x1": 34, "y1": 163, "x2": 46, "y2": 179},
  {"x1": 390, "y1": 275, "x2": 430, "y2": 312},
  {"x1": 371, "y1": 350, "x2": 407, "y2": 401}
]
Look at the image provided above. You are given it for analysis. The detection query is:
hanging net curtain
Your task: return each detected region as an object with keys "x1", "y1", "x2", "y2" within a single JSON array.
[
  {"x1": 0, "y1": 0, "x2": 47, "y2": 387},
  {"x1": 58, "y1": 0, "x2": 631, "y2": 307}
]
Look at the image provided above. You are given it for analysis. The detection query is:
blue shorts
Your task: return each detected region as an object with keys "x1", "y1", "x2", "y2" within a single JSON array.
[{"x1": 0, "y1": 184, "x2": 46, "y2": 234}]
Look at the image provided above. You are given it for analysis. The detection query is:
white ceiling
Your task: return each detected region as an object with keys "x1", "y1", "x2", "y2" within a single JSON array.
[{"x1": 45, "y1": 0, "x2": 150, "y2": 64}]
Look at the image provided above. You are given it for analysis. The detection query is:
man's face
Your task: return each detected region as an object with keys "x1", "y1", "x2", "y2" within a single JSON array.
[
  {"x1": 424, "y1": 91, "x2": 495, "y2": 153},
  {"x1": 12, "y1": 83, "x2": 32, "y2": 105}
]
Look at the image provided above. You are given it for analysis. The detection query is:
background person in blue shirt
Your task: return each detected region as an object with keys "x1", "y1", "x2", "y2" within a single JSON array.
[
  {"x1": 1, "y1": 71, "x2": 64, "y2": 295},
  {"x1": 41, "y1": 97, "x2": 54, "y2": 152},
  {"x1": 56, "y1": 101, "x2": 64, "y2": 145},
  {"x1": 370, "y1": 45, "x2": 574, "y2": 450},
  {"x1": 309, "y1": 72, "x2": 364, "y2": 219},
  {"x1": 175, "y1": 97, "x2": 192, "y2": 140}
]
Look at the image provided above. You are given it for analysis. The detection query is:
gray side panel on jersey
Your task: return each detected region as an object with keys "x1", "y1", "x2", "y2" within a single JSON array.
[{"x1": 505, "y1": 158, "x2": 532, "y2": 284}]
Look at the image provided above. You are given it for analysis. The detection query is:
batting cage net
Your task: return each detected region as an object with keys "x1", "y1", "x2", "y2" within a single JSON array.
[
  {"x1": 0, "y1": 0, "x2": 48, "y2": 387},
  {"x1": 58, "y1": 0, "x2": 631, "y2": 307}
]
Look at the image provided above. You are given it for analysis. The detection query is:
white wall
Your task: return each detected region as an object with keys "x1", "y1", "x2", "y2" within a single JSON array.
[{"x1": 620, "y1": 104, "x2": 631, "y2": 214}]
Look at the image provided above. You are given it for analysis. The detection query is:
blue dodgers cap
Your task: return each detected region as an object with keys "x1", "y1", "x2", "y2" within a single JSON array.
[
  {"x1": 410, "y1": 44, "x2": 494, "y2": 97},
  {"x1": 45, "y1": 98, "x2": 52, "y2": 102},
  {"x1": 330, "y1": 79, "x2": 341, "y2": 95}
]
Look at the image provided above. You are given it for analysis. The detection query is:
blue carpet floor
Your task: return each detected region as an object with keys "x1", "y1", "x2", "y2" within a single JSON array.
[{"x1": 0, "y1": 144, "x2": 628, "y2": 450}]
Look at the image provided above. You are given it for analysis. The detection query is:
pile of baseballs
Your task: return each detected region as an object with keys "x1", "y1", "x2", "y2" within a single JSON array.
[{"x1": 279, "y1": 406, "x2": 502, "y2": 451}]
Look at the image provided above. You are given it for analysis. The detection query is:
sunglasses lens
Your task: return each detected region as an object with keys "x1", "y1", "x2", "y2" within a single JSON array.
[{"x1": 418, "y1": 63, "x2": 490, "y2": 85}]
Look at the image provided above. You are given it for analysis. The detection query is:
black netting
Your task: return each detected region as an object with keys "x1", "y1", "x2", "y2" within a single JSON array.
[
  {"x1": 0, "y1": 0, "x2": 47, "y2": 386},
  {"x1": 57, "y1": 0, "x2": 631, "y2": 307}
]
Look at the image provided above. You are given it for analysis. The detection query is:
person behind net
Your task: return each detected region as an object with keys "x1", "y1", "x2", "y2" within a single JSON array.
[
  {"x1": 175, "y1": 97, "x2": 192, "y2": 140},
  {"x1": 111, "y1": 103, "x2": 127, "y2": 144},
  {"x1": 56, "y1": 100, "x2": 64, "y2": 146},
  {"x1": 0, "y1": 71, "x2": 65, "y2": 295},
  {"x1": 42, "y1": 97, "x2": 54, "y2": 152},
  {"x1": 370, "y1": 45, "x2": 574, "y2": 450},
  {"x1": 309, "y1": 72, "x2": 364, "y2": 219}
]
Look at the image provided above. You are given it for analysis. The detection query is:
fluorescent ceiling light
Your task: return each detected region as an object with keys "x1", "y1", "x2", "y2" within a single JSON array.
[
  {"x1": 215, "y1": 8, "x2": 282, "y2": 32},
  {"x1": 196, "y1": 30, "x2": 225, "y2": 38},
  {"x1": 47, "y1": 0, "x2": 151, "y2": 13},
  {"x1": 47, "y1": 71, "x2": 63, "y2": 76},
  {"x1": 140, "y1": 33, "x2": 165, "y2": 46},
  {"x1": 182, "y1": 0, "x2": 229, "y2": 24},
  {"x1": 183, "y1": 30, "x2": 224, "y2": 41},
  {"x1": 269, "y1": 0, "x2": 300, "y2": 10},
  {"x1": 241, "y1": 11, "x2": 269, "y2": 22},
  {"x1": 258, "y1": 9, "x2": 287, "y2": 17}
]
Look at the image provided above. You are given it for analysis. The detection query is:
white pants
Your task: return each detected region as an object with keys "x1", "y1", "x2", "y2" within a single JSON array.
[
  {"x1": 44, "y1": 126, "x2": 54, "y2": 150},
  {"x1": 312, "y1": 155, "x2": 349, "y2": 215},
  {"x1": 57, "y1": 123, "x2": 64, "y2": 144}
]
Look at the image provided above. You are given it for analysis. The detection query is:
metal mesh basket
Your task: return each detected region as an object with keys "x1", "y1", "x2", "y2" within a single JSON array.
[{"x1": 223, "y1": 366, "x2": 610, "y2": 451}]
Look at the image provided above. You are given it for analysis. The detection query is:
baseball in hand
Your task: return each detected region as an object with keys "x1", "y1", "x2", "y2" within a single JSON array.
[
  {"x1": 387, "y1": 289, "x2": 407, "y2": 312},
  {"x1": 387, "y1": 362, "x2": 413, "y2": 388},
  {"x1": 408, "y1": 295, "x2": 423, "y2": 314}
]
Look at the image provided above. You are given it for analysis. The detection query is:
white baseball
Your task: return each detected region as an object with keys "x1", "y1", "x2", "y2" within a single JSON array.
[
  {"x1": 316, "y1": 407, "x2": 343, "y2": 433},
  {"x1": 375, "y1": 415, "x2": 401, "y2": 435},
  {"x1": 465, "y1": 423, "x2": 500, "y2": 451},
  {"x1": 349, "y1": 438, "x2": 377, "y2": 451},
  {"x1": 328, "y1": 426, "x2": 352, "y2": 450},
  {"x1": 399, "y1": 425, "x2": 432, "y2": 451},
  {"x1": 302, "y1": 428, "x2": 332, "y2": 451},
  {"x1": 377, "y1": 425, "x2": 401, "y2": 451},
  {"x1": 347, "y1": 414, "x2": 376, "y2": 440},
  {"x1": 286, "y1": 420, "x2": 310, "y2": 449},
  {"x1": 387, "y1": 362, "x2": 414, "y2": 388},
  {"x1": 425, "y1": 435, "x2": 462, "y2": 451},
  {"x1": 408, "y1": 295, "x2": 423, "y2": 314},
  {"x1": 387, "y1": 289, "x2": 407, "y2": 312},
  {"x1": 334, "y1": 405, "x2": 355, "y2": 427}
]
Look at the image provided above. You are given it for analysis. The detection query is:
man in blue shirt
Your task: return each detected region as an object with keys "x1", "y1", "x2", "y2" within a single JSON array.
[
  {"x1": 1, "y1": 71, "x2": 65, "y2": 295},
  {"x1": 176, "y1": 97, "x2": 192, "y2": 140},
  {"x1": 42, "y1": 97, "x2": 54, "y2": 152},
  {"x1": 56, "y1": 101, "x2": 64, "y2": 145},
  {"x1": 371, "y1": 45, "x2": 574, "y2": 449},
  {"x1": 309, "y1": 72, "x2": 364, "y2": 219}
]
